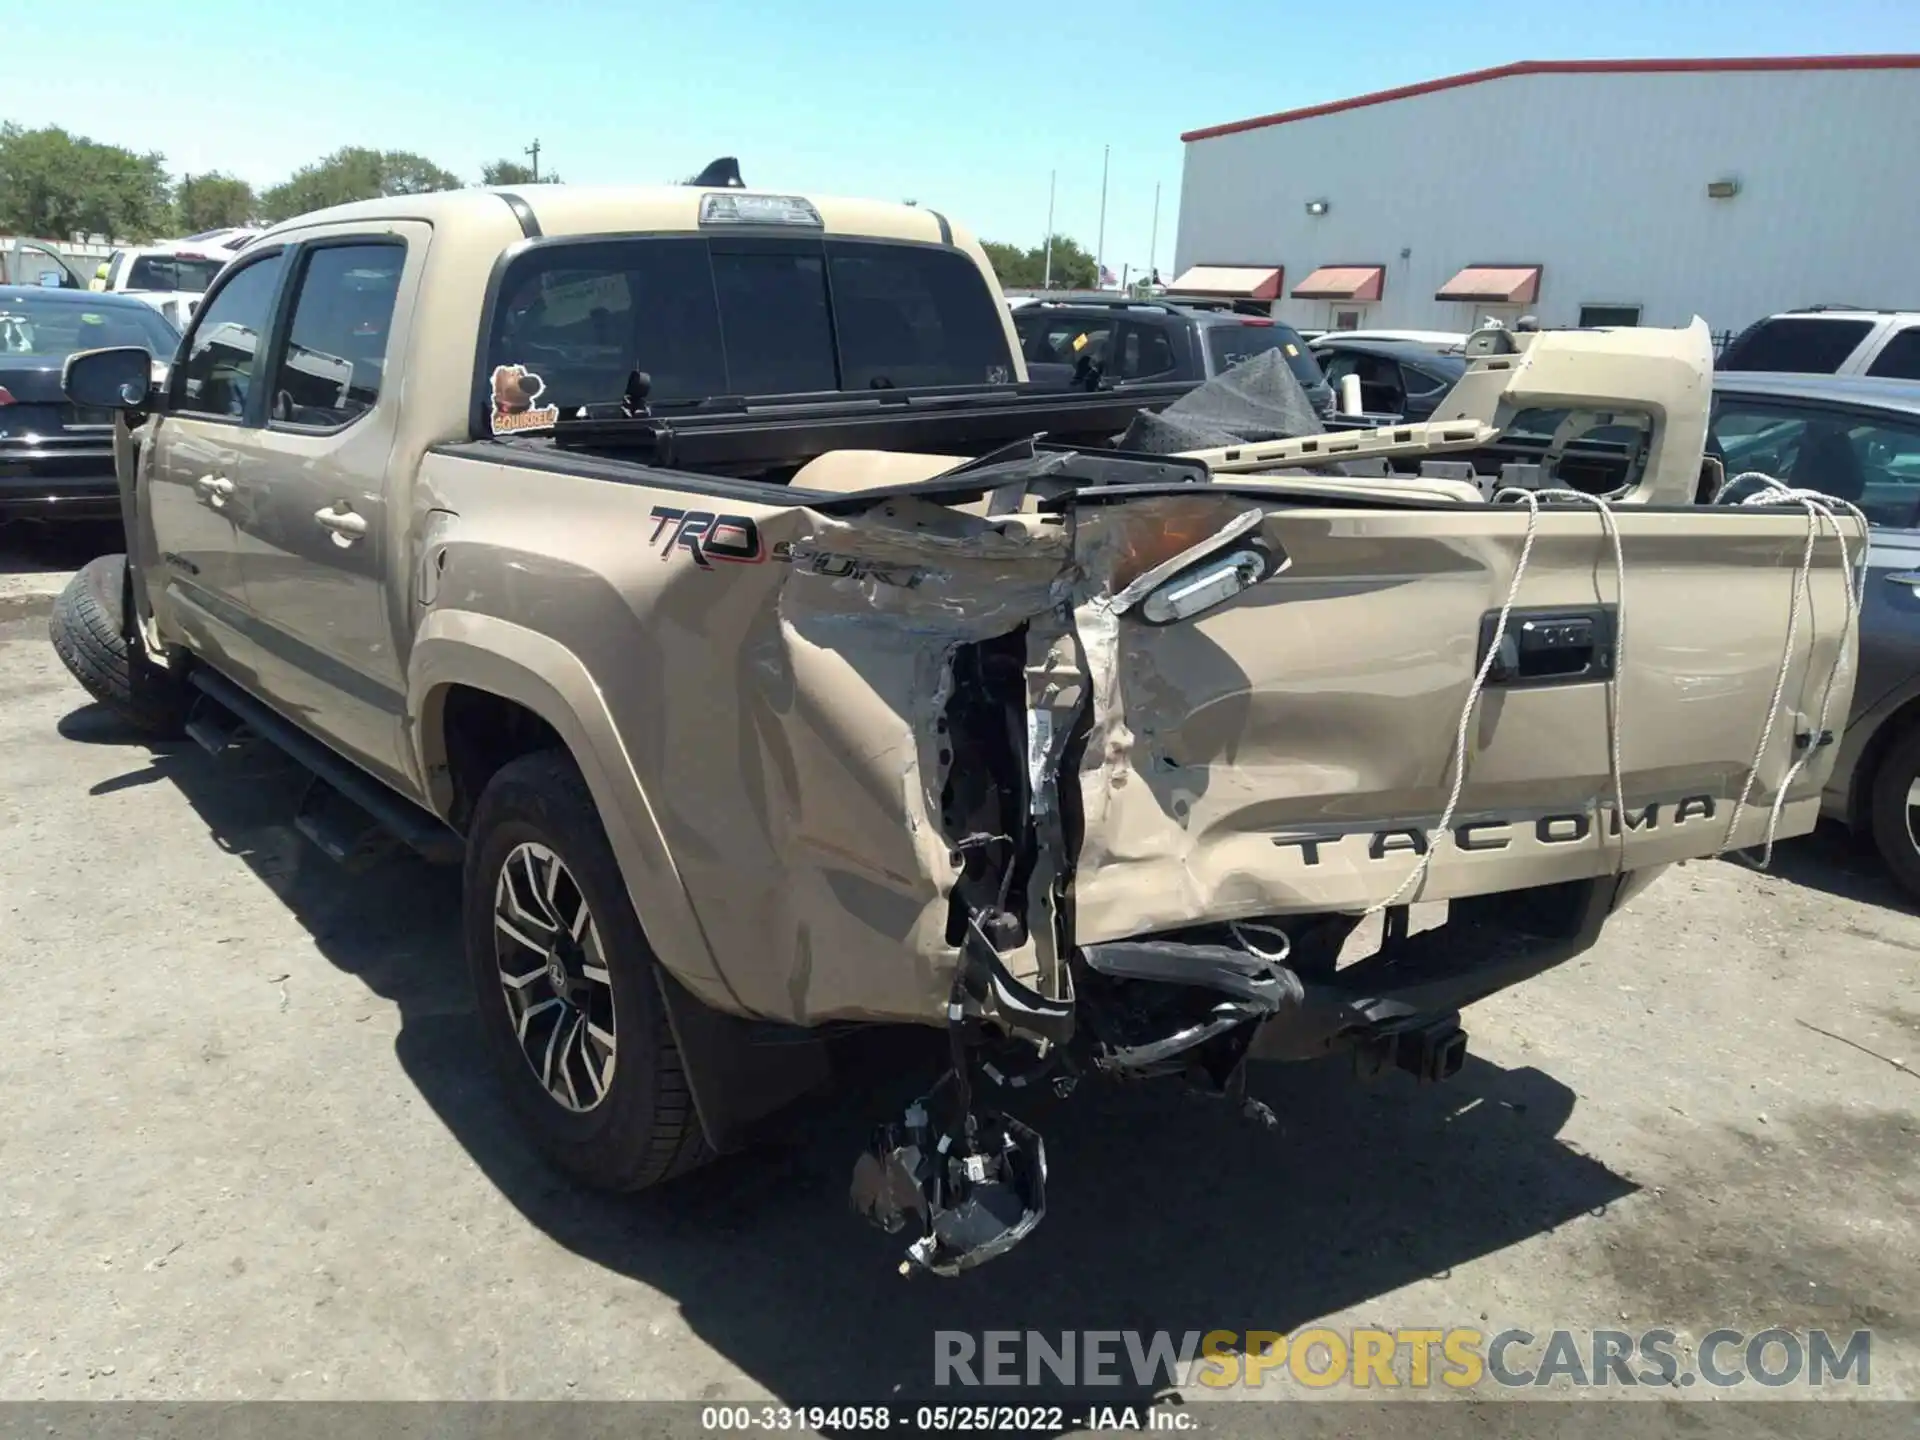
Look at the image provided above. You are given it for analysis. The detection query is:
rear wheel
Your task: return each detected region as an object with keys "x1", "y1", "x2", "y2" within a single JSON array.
[
  {"x1": 1866, "y1": 725, "x2": 1920, "y2": 903},
  {"x1": 47, "y1": 554, "x2": 188, "y2": 738},
  {"x1": 462, "y1": 750, "x2": 710, "y2": 1190}
]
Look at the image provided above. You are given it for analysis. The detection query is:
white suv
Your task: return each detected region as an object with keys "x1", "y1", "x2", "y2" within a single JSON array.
[{"x1": 1718, "y1": 307, "x2": 1920, "y2": 380}]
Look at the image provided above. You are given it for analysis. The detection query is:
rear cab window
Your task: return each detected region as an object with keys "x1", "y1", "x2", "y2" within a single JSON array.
[
  {"x1": 125, "y1": 254, "x2": 225, "y2": 295},
  {"x1": 484, "y1": 235, "x2": 1015, "y2": 430},
  {"x1": 1718, "y1": 317, "x2": 1875, "y2": 373}
]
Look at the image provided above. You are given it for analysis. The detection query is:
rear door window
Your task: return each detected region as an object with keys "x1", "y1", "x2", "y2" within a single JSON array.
[
  {"x1": 1114, "y1": 321, "x2": 1178, "y2": 380},
  {"x1": 1866, "y1": 327, "x2": 1920, "y2": 381},
  {"x1": 1014, "y1": 312, "x2": 1113, "y2": 369},
  {"x1": 266, "y1": 242, "x2": 404, "y2": 428},
  {"x1": 1718, "y1": 317, "x2": 1874, "y2": 373}
]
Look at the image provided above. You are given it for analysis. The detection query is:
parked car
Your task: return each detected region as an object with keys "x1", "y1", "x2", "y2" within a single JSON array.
[
  {"x1": 0, "y1": 286, "x2": 180, "y2": 521},
  {"x1": 90, "y1": 242, "x2": 239, "y2": 330},
  {"x1": 1718, "y1": 306, "x2": 1920, "y2": 380},
  {"x1": 1320, "y1": 328, "x2": 1468, "y2": 347},
  {"x1": 1010, "y1": 297, "x2": 1335, "y2": 416},
  {"x1": 176, "y1": 227, "x2": 264, "y2": 254},
  {"x1": 1309, "y1": 336, "x2": 1467, "y2": 421},
  {"x1": 1710, "y1": 371, "x2": 1920, "y2": 896},
  {"x1": 48, "y1": 181, "x2": 1857, "y2": 1277}
]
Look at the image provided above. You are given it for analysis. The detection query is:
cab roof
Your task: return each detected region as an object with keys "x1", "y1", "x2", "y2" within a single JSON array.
[{"x1": 254, "y1": 184, "x2": 963, "y2": 250}]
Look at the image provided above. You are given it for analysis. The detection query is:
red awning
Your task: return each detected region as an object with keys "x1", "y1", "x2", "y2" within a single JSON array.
[
  {"x1": 1435, "y1": 265, "x2": 1542, "y2": 304},
  {"x1": 1168, "y1": 264, "x2": 1284, "y2": 300},
  {"x1": 1291, "y1": 265, "x2": 1386, "y2": 302}
]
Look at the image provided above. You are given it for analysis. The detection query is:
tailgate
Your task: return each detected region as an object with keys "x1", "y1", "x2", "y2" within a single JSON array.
[{"x1": 1059, "y1": 491, "x2": 1861, "y2": 945}]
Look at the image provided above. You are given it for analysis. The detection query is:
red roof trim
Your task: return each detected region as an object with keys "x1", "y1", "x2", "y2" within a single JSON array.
[{"x1": 1180, "y1": 54, "x2": 1920, "y2": 142}]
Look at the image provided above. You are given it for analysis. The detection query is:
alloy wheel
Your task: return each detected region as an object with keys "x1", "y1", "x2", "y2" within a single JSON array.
[{"x1": 492, "y1": 841, "x2": 618, "y2": 1113}]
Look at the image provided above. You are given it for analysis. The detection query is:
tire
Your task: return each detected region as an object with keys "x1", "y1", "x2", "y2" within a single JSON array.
[
  {"x1": 1867, "y1": 724, "x2": 1920, "y2": 903},
  {"x1": 47, "y1": 554, "x2": 188, "y2": 739},
  {"x1": 463, "y1": 749, "x2": 711, "y2": 1191}
]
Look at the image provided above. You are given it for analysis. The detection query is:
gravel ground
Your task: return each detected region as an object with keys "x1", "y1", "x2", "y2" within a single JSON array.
[{"x1": 0, "y1": 527, "x2": 1913, "y2": 1421}]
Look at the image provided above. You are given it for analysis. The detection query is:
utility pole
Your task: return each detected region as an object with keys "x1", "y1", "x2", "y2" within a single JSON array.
[
  {"x1": 1095, "y1": 144, "x2": 1110, "y2": 285},
  {"x1": 1042, "y1": 169, "x2": 1056, "y2": 291},
  {"x1": 525, "y1": 139, "x2": 542, "y2": 182},
  {"x1": 1147, "y1": 182, "x2": 1161, "y2": 288}
]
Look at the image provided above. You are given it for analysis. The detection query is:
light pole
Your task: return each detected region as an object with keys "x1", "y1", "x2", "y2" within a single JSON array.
[
  {"x1": 1095, "y1": 144, "x2": 1109, "y2": 285},
  {"x1": 1042, "y1": 170, "x2": 1056, "y2": 291},
  {"x1": 1147, "y1": 182, "x2": 1160, "y2": 288}
]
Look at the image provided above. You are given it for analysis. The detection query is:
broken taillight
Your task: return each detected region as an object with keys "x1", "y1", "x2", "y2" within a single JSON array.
[
  {"x1": 1141, "y1": 548, "x2": 1270, "y2": 624},
  {"x1": 1106, "y1": 505, "x2": 1237, "y2": 592}
]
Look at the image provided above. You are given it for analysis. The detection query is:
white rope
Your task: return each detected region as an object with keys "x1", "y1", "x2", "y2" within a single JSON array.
[
  {"x1": 1715, "y1": 471, "x2": 1869, "y2": 867},
  {"x1": 1529, "y1": 487, "x2": 1630, "y2": 864},
  {"x1": 1362, "y1": 469, "x2": 1863, "y2": 916},
  {"x1": 1364, "y1": 486, "x2": 1546, "y2": 915}
]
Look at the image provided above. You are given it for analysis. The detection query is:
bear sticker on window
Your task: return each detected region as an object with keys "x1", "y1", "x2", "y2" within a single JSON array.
[{"x1": 490, "y1": 364, "x2": 560, "y2": 434}]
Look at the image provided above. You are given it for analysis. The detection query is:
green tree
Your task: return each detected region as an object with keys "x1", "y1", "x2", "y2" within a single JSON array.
[
  {"x1": 175, "y1": 172, "x2": 257, "y2": 232},
  {"x1": 981, "y1": 240, "x2": 1037, "y2": 288},
  {"x1": 1039, "y1": 234, "x2": 1098, "y2": 290},
  {"x1": 260, "y1": 147, "x2": 462, "y2": 223},
  {"x1": 480, "y1": 158, "x2": 560, "y2": 185},
  {"x1": 979, "y1": 233, "x2": 1097, "y2": 291},
  {"x1": 0, "y1": 123, "x2": 171, "y2": 242}
]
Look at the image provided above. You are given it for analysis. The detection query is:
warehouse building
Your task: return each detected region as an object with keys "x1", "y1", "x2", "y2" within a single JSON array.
[{"x1": 1170, "y1": 55, "x2": 1920, "y2": 338}]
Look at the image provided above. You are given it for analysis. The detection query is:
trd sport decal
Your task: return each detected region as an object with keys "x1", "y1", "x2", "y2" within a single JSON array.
[{"x1": 648, "y1": 505, "x2": 927, "y2": 588}]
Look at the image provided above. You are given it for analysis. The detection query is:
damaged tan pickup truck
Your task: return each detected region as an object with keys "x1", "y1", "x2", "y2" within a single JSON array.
[{"x1": 54, "y1": 177, "x2": 1864, "y2": 1275}]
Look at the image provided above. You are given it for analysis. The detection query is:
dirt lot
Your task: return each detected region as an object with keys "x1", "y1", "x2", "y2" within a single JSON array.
[{"x1": 0, "y1": 526, "x2": 1914, "y2": 1416}]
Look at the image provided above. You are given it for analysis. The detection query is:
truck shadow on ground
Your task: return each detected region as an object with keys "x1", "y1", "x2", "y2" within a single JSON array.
[
  {"x1": 1761, "y1": 821, "x2": 1916, "y2": 914},
  {"x1": 65, "y1": 702, "x2": 1637, "y2": 1405}
]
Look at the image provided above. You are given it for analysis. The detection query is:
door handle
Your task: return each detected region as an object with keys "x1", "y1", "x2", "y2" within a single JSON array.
[
  {"x1": 314, "y1": 504, "x2": 368, "y2": 544},
  {"x1": 195, "y1": 474, "x2": 234, "y2": 506}
]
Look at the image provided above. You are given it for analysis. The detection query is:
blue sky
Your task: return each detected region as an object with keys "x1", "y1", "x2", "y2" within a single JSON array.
[{"x1": 12, "y1": 0, "x2": 1919, "y2": 279}]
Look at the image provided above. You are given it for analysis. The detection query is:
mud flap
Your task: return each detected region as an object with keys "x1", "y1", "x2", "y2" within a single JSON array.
[{"x1": 112, "y1": 411, "x2": 147, "y2": 640}]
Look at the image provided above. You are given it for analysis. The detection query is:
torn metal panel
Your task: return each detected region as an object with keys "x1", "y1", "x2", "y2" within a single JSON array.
[{"x1": 698, "y1": 496, "x2": 1071, "y2": 1026}]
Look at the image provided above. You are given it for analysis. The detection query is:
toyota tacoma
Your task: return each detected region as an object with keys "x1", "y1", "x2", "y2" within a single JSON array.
[{"x1": 51, "y1": 176, "x2": 1863, "y2": 1275}]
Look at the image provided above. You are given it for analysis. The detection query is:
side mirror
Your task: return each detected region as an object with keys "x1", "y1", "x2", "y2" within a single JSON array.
[
  {"x1": 64, "y1": 346, "x2": 156, "y2": 411},
  {"x1": 37, "y1": 270, "x2": 66, "y2": 288}
]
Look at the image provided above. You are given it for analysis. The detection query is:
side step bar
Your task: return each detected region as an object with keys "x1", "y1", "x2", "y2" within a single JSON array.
[{"x1": 187, "y1": 668, "x2": 464, "y2": 866}]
